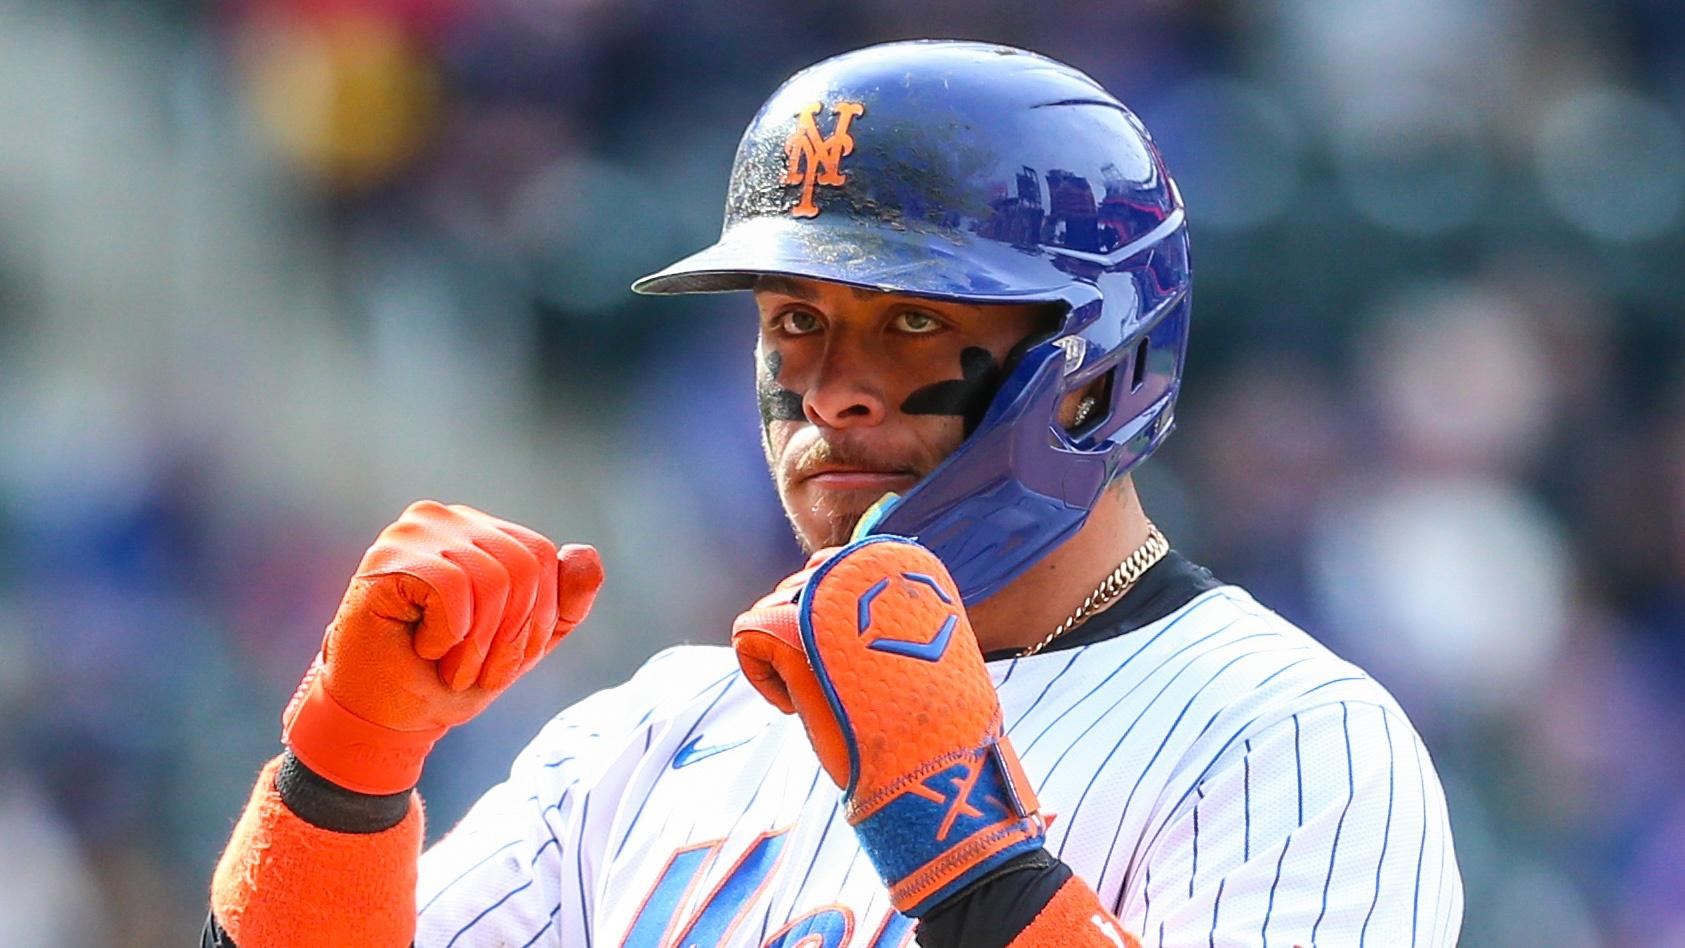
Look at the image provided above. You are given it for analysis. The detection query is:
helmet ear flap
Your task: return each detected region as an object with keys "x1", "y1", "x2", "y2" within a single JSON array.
[
  {"x1": 1067, "y1": 330, "x2": 1157, "y2": 443},
  {"x1": 1066, "y1": 368, "x2": 1114, "y2": 440},
  {"x1": 977, "y1": 303, "x2": 1066, "y2": 437},
  {"x1": 1128, "y1": 336, "x2": 1150, "y2": 394},
  {"x1": 1093, "y1": 335, "x2": 1147, "y2": 437},
  {"x1": 1067, "y1": 325, "x2": 1177, "y2": 447},
  {"x1": 1001, "y1": 302, "x2": 1068, "y2": 373}
]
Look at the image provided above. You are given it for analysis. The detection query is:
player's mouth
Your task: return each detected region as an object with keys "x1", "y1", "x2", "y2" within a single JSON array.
[
  {"x1": 784, "y1": 434, "x2": 926, "y2": 495},
  {"x1": 801, "y1": 467, "x2": 919, "y2": 492}
]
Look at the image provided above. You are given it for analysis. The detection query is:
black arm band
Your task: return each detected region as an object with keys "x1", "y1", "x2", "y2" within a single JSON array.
[
  {"x1": 274, "y1": 750, "x2": 412, "y2": 833},
  {"x1": 914, "y1": 848, "x2": 1072, "y2": 948}
]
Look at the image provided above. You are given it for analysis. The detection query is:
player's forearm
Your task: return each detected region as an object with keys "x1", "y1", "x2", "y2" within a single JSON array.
[
  {"x1": 917, "y1": 850, "x2": 1139, "y2": 948},
  {"x1": 207, "y1": 752, "x2": 424, "y2": 948}
]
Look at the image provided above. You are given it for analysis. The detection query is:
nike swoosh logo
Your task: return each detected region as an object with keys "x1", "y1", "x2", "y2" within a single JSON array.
[{"x1": 672, "y1": 733, "x2": 754, "y2": 769}]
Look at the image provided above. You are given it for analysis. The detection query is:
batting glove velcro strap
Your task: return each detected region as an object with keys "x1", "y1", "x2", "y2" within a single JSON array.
[
  {"x1": 733, "y1": 536, "x2": 1047, "y2": 917},
  {"x1": 852, "y1": 734, "x2": 1046, "y2": 914},
  {"x1": 281, "y1": 657, "x2": 448, "y2": 796}
]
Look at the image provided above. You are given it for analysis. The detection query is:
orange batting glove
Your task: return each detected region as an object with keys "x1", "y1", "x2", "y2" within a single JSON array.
[
  {"x1": 733, "y1": 536, "x2": 1045, "y2": 917},
  {"x1": 281, "y1": 500, "x2": 604, "y2": 795}
]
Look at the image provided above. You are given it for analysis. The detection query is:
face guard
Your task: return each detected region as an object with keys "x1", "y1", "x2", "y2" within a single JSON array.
[{"x1": 634, "y1": 40, "x2": 1192, "y2": 605}]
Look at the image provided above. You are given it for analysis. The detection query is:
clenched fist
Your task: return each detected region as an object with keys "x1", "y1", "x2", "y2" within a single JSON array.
[
  {"x1": 282, "y1": 501, "x2": 604, "y2": 794},
  {"x1": 732, "y1": 537, "x2": 1045, "y2": 916}
]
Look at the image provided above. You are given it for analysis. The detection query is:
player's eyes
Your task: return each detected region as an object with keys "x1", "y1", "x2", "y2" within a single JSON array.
[
  {"x1": 893, "y1": 310, "x2": 942, "y2": 334},
  {"x1": 777, "y1": 309, "x2": 823, "y2": 335}
]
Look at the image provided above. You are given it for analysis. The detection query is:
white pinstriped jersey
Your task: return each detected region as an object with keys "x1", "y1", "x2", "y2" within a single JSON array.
[{"x1": 414, "y1": 581, "x2": 1463, "y2": 947}]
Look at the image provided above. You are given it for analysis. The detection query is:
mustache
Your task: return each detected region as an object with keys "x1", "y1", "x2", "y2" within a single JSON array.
[{"x1": 787, "y1": 437, "x2": 928, "y2": 481}]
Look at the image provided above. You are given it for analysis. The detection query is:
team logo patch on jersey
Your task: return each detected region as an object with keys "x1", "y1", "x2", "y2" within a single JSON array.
[
  {"x1": 784, "y1": 101, "x2": 864, "y2": 218},
  {"x1": 856, "y1": 571, "x2": 958, "y2": 662}
]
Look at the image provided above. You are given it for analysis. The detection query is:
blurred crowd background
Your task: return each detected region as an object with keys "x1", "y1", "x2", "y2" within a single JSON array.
[{"x1": 1, "y1": 0, "x2": 1682, "y2": 944}]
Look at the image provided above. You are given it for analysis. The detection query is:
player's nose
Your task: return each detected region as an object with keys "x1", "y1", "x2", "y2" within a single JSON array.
[{"x1": 804, "y1": 332, "x2": 888, "y2": 430}]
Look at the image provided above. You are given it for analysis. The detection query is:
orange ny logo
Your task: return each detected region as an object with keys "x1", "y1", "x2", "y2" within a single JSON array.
[{"x1": 783, "y1": 101, "x2": 864, "y2": 218}]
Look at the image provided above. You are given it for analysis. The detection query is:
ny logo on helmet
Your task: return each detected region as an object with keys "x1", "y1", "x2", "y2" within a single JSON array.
[{"x1": 783, "y1": 101, "x2": 864, "y2": 218}]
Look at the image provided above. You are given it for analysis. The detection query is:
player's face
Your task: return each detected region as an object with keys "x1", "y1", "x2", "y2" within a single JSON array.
[{"x1": 754, "y1": 276, "x2": 1053, "y2": 552}]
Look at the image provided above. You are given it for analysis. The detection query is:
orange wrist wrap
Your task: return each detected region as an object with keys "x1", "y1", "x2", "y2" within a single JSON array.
[
  {"x1": 211, "y1": 755, "x2": 424, "y2": 948},
  {"x1": 1009, "y1": 877, "x2": 1142, "y2": 948},
  {"x1": 281, "y1": 659, "x2": 449, "y2": 796}
]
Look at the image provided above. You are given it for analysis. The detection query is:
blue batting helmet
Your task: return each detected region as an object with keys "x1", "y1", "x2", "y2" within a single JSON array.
[{"x1": 634, "y1": 40, "x2": 1192, "y2": 605}]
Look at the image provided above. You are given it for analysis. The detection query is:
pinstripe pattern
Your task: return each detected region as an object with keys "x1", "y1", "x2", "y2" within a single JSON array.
[{"x1": 414, "y1": 586, "x2": 1462, "y2": 947}]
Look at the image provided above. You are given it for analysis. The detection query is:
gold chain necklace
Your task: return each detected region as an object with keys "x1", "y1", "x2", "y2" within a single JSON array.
[{"x1": 1018, "y1": 522, "x2": 1170, "y2": 658}]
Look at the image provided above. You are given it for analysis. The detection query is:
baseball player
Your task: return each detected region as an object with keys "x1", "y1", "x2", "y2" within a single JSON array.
[{"x1": 206, "y1": 41, "x2": 1462, "y2": 947}]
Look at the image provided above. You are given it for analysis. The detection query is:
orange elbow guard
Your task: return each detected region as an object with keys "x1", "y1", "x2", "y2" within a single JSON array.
[
  {"x1": 1009, "y1": 877, "x2": 1142, "y2": 948},
  {"x1": 211, "y1": 756, "x2": 424, "y2": 948}
]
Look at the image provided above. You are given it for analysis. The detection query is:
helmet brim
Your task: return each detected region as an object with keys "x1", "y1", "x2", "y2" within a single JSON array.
[{"x1": 631, "y1": 216, "x2": 1076, "y2": 303}]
